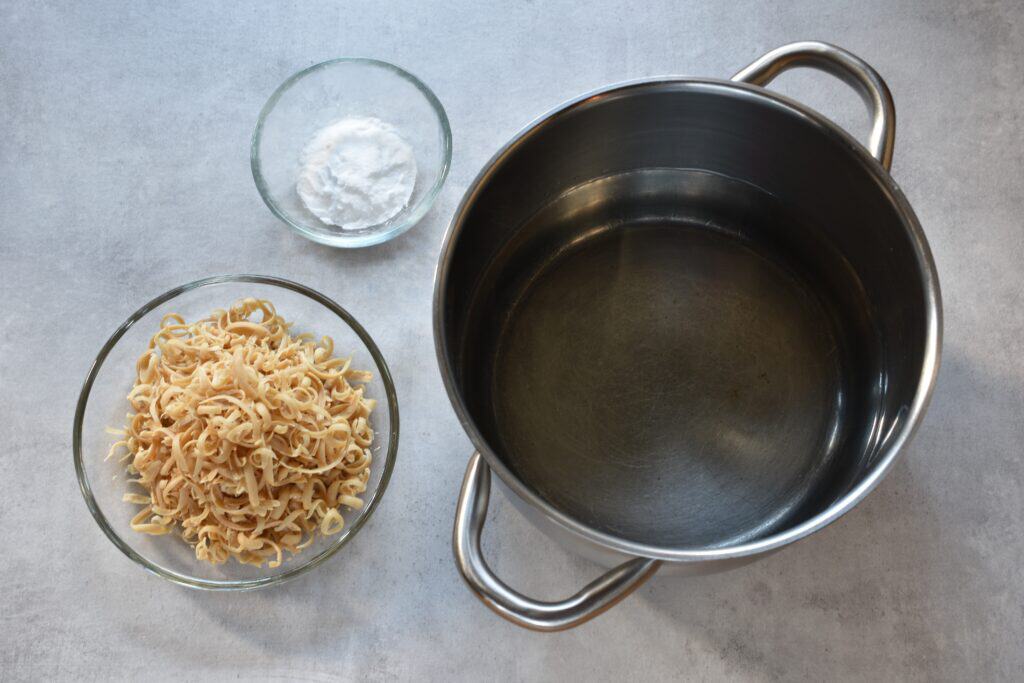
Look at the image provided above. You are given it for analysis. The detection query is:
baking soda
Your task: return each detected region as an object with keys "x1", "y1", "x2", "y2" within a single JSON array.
[{"x1": 296, "y1": 117, "x2": 417, "y2": 230}]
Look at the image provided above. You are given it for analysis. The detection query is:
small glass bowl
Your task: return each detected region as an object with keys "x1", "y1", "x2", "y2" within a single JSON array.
[
  {"x1": 73, "y1": 275, "x2": 399, "y2": 590},
  {"x1": 251, "y1": 58, "x2": 452, "y2": 248}
]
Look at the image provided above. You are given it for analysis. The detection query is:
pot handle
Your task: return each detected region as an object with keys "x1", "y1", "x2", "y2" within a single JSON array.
[
  {"x1": 453, "y1": 452, "x2": 661, "y2": 631},
  {"x1": 731, "y1": 41, "x2": 896, "y2": 170}
]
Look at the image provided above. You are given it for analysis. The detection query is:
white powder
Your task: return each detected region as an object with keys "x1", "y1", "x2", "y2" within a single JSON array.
[{"x1": 296, "y1": 116, "x2": 417, "y2": 230}]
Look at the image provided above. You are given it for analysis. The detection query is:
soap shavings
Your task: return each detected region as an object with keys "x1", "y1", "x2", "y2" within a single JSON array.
[{"x1": 107, "y1": 298, "x2": 376, "y2": 568}]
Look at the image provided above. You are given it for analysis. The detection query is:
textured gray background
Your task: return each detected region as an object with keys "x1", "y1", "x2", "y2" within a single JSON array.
[{"x1": 2, "y1": 1, "x2": 1022, "y2": 681}]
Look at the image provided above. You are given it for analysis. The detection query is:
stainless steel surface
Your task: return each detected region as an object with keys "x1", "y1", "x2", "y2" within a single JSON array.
[
  {"x1": 436, "y1": 42, "x2": 941, "y2": 629},
  {"x1": 453, "y1": 452, "x2": 660, "y2": 632},
  {"x1": 731, "y1": 41, "x2": 896, "y2": 169}
]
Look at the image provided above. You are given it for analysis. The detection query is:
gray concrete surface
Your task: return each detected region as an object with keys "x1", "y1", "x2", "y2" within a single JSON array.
[{"x1": 2, "y1": 1, "x2": 1022, "y2": 680}]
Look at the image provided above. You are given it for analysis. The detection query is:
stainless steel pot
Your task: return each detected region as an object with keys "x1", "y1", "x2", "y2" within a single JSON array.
[{"x1": 433, "y1": 42, "x2": 941, "y2": 631}]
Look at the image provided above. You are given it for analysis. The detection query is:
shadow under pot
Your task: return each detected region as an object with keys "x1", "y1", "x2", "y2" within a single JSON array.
[{"x1": 433, "y1": 41, "x2": 941, "y2": 631}]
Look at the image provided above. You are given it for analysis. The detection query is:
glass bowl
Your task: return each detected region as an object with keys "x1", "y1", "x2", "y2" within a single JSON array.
[
  {"x1": 251, "y1": 58, "x2": 452, "y2": 248},
  {"x1": 73, "y1": 275, "x2": 399, "y2": 590}
]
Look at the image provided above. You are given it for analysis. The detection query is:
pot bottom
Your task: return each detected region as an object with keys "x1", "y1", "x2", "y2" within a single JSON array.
[{"x1": 466, "y1": 169, "x2": 882, "y2": 551}]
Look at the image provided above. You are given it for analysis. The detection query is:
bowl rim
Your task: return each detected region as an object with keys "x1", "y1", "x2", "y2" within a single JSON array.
[
  {"x1": 251, "y1": 57, "x2": 453, "y2": 248},
  {"x1": 73, "y1": 274, "x2": 400, "y2": 590}
]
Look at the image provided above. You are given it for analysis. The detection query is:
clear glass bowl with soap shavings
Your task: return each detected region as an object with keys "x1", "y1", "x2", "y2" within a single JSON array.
[
  {"x1": 252, "y1": 58, "x2": 452, "y2": 248},
  {"x1": 73, "y1": 275, "x2": 399, "y2": 589}
]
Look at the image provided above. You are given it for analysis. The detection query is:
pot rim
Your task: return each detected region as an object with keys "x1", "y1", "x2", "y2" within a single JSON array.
[{"x1": 432, "y1": 76, "x2": 942, "y2": 563}]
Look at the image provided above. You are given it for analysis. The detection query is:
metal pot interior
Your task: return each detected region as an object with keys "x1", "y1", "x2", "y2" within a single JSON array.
[{"x1": 438, "y1": 81, "x2": 934, "y2": 552}]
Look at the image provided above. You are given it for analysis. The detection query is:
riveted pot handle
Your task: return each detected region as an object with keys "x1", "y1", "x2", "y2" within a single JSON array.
[
  {"x1": 453, "y1": 452, "x2": 661, "y2": 632},
  {"x1": 732, "y1": 41, "x2": 896, "y2": 170}
]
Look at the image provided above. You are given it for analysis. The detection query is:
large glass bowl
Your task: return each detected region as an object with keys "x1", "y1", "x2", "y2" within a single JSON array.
[
  {"x1": 251, "y1": 58, "x2": 452, "y2": 248},
  {"x1": 73, "y1": 275, "x2": 399, "y2": 590}
]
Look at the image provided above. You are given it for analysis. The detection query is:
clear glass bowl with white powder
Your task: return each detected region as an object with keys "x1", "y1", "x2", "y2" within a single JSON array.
[{"x1": 252, "y1": 59, "x2": 451, "y2": 248}]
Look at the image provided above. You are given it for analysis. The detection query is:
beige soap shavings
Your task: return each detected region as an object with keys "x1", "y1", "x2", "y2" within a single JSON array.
[{"x1": 107, "y1": 297, "x2": 375, "y2": 568}]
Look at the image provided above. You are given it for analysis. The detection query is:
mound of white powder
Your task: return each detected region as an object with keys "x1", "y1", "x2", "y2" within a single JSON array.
[{"x1": 296, "y1": 117, "x2": 417, "y2": 230}]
